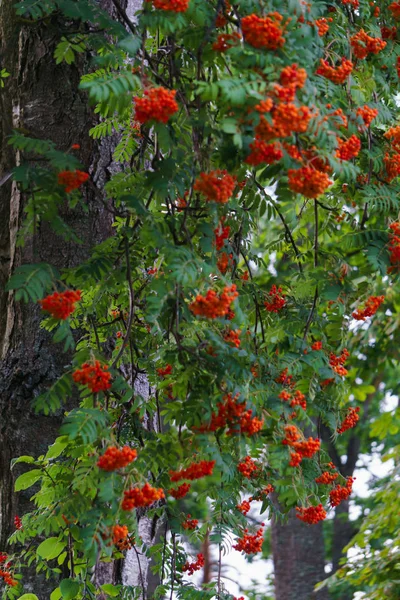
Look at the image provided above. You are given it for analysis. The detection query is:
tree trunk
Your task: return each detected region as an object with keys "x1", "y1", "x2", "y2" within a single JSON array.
[
  {"x1": 0, "y1": 2, "x2": 112, "y2": 595},
  {"x1": 271, "y1": 510, "x2": 330, "y2": 600}
]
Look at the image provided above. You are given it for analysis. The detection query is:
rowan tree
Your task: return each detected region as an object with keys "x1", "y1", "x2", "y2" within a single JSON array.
[{"x1": 1, "y1": 0, "x2": 400, "y2": 599}]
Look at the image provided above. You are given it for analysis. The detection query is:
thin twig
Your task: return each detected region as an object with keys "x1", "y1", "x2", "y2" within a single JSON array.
[{"x1": 111, "y1": 238, "x2": 135, "y2": 368}]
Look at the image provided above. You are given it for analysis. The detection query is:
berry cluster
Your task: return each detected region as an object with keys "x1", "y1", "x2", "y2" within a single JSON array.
[
  {"x1": 312, "y1": 341, "x2": 323, "y2": 350},
  {"x1": 157, "y1": 364, "x2": 173, "y2": 377},
  {"x1": 329, "y1": 348, "x2": 350, "y2": 377},
  {"x1": 199, "y1": 393, "x2": 264, "y2": 436},
  {"x1": 384, "y1": 152, "x2": 400, "y2": 182},
  {"x1": 134, "y1": 87, "x2": 178, "y2": 124},
  {"x1": 145, "y1": 0, "x2": 189, "y2": 11},
  {"x1": 189, "y1": 285, "x2": 238, "y2": 319},
  {"x1": 168, "y1": 482, "x2": 191, "y2": 498},
  {"x1": 73, "y1": 361, "x2": 112, "y2": 393},
  {"x1": 350, "y1": 29, "x2": 386, "y2": 59},
  {"x1": 315, "y1": 471, "x2": 339, "y2": 485},
  {"x1": 233, "y1": 526, "x2": 264, "y2": 554},
  {"x1": 314, "y1": 17, "x2": 332, "y2": 36},
  {"x1": 112, "y1": 525, "x2": 132, "y2": 550},
  {"x1": 57, "y1": 170, "x2": 89, "y2": 193},
  {"x1": 296, "y1": 504, "x2": 327, "y2": 524},
  {"x1": 224, "y1": 329, "x2": 241, "y2": 348},
  {"x1": 316, "y1": 57, "x2": 353, "y2": 84},
  {"x1": 282, "y1": 425, "x2": 320, "y2": 466},
  {"x1": 217, "y1": 251, "x2": 233, "y2": 274},
  {"x1": 242, "y1": 13, "x2": 286, "y2": 50},
  {"x1": 121, "y1": 483, "x2": 165, "y2": 510},
  {"x1": 279, "y1": 389, "x2": 307, "y2": 409},
  {"x1": 214, "y1": 222, "x2": 230, "y2": 250},
  {"x1": 237, "y1": 456, "x2": 259, "y2": 479},
  {"x1": 337, "y1": 407, "x2": 360, "y2": 434},
  {"x1": 329, "y1": 477, "x2": 354, "y2": 507},
  {"x1": 14, "y1": 515, "x2": 22, "y2": 530},
  {"x1": 389, "y1": 1, "x2": 400, "y2": 18},
  {"x1": 336, "y1": 135, "x2": 361, "y2": 161},
  {"x1": 264, "y1": 285, "x2": 286, "y2": 312},
  {"x1": 288, "y1": 166, "x2": 332, "y2": 198},
  {"x1": 182, "y1": 514, "x2": 198, "y2": 530},
  {"x1": 169, "y1": 460, "x2": 216, "y2": 482},
  {"x1": 194, "y1": 169, "x2": 236, "y2": 203},
  {"x1": 352, "y1": 295, "x2": 384, "y2": 320},
  {"x1": 182, "y1": 553, "x2": 204, "y2": 575},
  {"x1": 39, "y1": 289, "x2": 81, "y2": 320},
  {"x1": 212, "y1": 32, "x2": 241, "y2": 52},
  {"x1": 97, "y1": 446, "x2": 137, "y2": 471},
  {"x1": 237, "y1": 500, "x2": 251, "y2": 515},
  {"x1": 257, "y1": 103, "x2": 312, "y2": 140},
  {"x1": 245, "y1": 139, "x2": 283, "y2": 166},
  {"x1": 388, "y1": 222, "x2": 400, "y2": 271},
  {"x1": 356, "y1": 105, "x2": 378, "y2": 127},
  {"x1": 215, "y1": 0, "x2": 232, "y2": 27}
]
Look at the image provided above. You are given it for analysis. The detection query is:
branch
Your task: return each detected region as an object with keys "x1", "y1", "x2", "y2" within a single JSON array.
[
  {"x1": 254, "y1": 179, "x2": 303, "y2": 274},
  {"x1": 111, "y1": 238, "x2": 135, "y2": 368}
]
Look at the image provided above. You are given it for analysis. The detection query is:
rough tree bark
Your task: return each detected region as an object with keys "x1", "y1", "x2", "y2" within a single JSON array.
[
  {"x1": 1, "y1": 1, "x2": 164, "y2": 597},
  {"x1": 271, "y1": 510, "x2": 330, "y2": 600}
]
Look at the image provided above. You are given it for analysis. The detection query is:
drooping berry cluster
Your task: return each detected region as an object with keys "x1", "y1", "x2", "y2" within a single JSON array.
[
  {"x1": 237, "y1": 456, "x2": 259, "y2": 479},
  {"x1": 337, "y1": 407, "x2": 360, "y2": 434},
  {"x1": 350, "y1": 29, "x2": 386, "y2": 59},
  {"x1": 182, "y1": 514, "x2": 198, "y2": 530},
  {"x1": 237, "y1": 500, "x2": 251, "y2": 515},
  {"x1": 245, "y1": 139, "x2": 283, "y2": 166},
  {"x1": 39, "y1": 290, "x2": 81, "y2": 319},
  {"x1": 169, "y1": 460, "x2": 216, "y2": 482},
  {"x1": 0, "y1": 555, "x2": 17, "y2": 587},
  {"x1": 112, "y1": 525, "x2": 131, "y2": 550},
  {"x1": 199, "y1": 393, "x2": 264, "y2": 436},
  {"x1": 336, "y1": 135, "x2": 361, "y2": 161},
  {"x1": 97, "y1": 446, "x2": 137, "y2": 471},
  {"x1": 315, "y1": 470, "x2": 339, "y2": 485},
  {"x1": 189, "y1": 285, "x2": 238, "y2": 319},
  {"x1": 264, "y1": 285, "x2": 286, "y2": 312},
  {"x1": 296, "y1": 504, "x2": 327, "y2": 524},
  {"x1": 157, "y1": 364, "x2": 173, "y2": 377},
  {"x1": 168, "y1": 482, "x2": 191, "y2": 498},
  {"x1": 329, "y1": 477, "x2": 354, "y2": 507},
  {"x1": 224, "y1": 329, "x2": 241, "y2": 348},
  {"x1": 233, "y1": 526, "x2": 264, "y2": 554},
  {"x1": 73, "y1": 361, "x2": 112, "y2": 393},
  {"x1": 282, "y1": 425, "x2": 320, "y2": 467},
  {"x1": 352, "y1": 295, "x2": 384, "y2": 320},
  {"x1": 356, "y1": 105, "x2": 378, "y2": 127},
  {"x1": 329, "y1": 348, "x2": 350, "y2": 377},
  {"x1": 279, "y1": 389, "x2": 307, "y2": 409},
  {"x1": 288, "y1": 166, "x2": 332, "y2": 198},
  {"x1": 388, "y1": 222, "x2": 400, "y2": 271},
  {"x1": 316, "y1": 57, "x2": 353, "y2": 84},
  {"x1": 121, "y1": 483, "x2": 165, "y2": 510},
  {"x1": 182, "y1": 553, "x2": 204, "y2": 575},
  {"x1": 242, "y1": 13, "x2": 286, "y2": 50},
  {"x1": 57, "y1": 170, "x2": 89, "y2": 193},
  {"x1": 194, "y1": 169, "x2": 236, "y2": 203},
  {"x1": 134, "y1": 87, "x2": 178, "y2": 124},
  {"x1": 214, "y1": 222, "x2": 230, "y2": 250},
  {"x1": 145, "y1": 0, "x2": 189, "y2": 11},
  {"x1": 312, "y1": 341, "x2": 323, "y2": 350}
]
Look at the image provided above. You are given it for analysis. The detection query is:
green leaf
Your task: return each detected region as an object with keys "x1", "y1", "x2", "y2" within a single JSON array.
[
  {"x1": 45, "y1": 436, "x2": 69, "y2": 459},
  {"x1": 50, "y1": 589, "x2": 62, "y2": 600},
  {"x1": 37, "y1": 537, "x2": 65, "y2": 560},
  {"x1": 11, "y1": 455, "x2": 36, "y2": 468},
  {"x1": 100, "y1": 584, "x2": 120, "y2": 597},
  {"x1": 17, "y1": 595, "x2": 40, "y2": 600},
  {"x1": 14, "y1": 469, "x2": 42, "y2": 491},
  {"x1": 60, "y1": 579, "x2": 80, "y2": 599}
]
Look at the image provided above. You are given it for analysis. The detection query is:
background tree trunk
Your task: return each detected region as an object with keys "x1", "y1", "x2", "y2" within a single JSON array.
[
  {"x1": 271, "y1": 510, "x2": 330, "y2": 600},
  {"x1": 0, "y1": 2, "x2": 113, "y2": 595}
]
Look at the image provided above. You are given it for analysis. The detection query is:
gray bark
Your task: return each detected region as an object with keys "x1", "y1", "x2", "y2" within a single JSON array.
[{"x1": 271, "y1": 510, "x2": 330, "y2": 600}]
